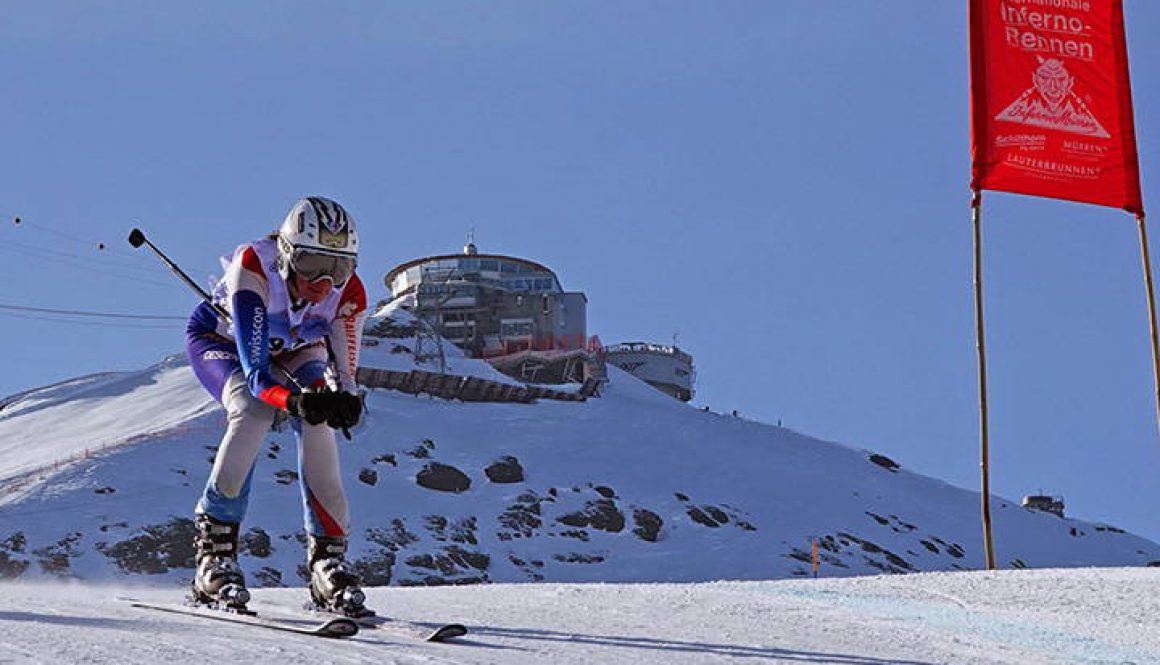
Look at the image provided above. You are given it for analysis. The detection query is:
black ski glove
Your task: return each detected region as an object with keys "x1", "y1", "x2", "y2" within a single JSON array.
[
  {"x1": 328, "y1": 392, "x2": 363, "y2": 430},
  {"x1": 285, "y1": 391, "x2": 342, "y2": 426}
]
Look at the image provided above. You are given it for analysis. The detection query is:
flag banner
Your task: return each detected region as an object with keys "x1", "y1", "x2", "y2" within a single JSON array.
[{"x1": 970, "y1": 0, "x2": 1143, "y2": 213}]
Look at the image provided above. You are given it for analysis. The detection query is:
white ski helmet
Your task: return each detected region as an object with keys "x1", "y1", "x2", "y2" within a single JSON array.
[{"x1": 276, "y1": 197, "x2": 360, "y2": 282}]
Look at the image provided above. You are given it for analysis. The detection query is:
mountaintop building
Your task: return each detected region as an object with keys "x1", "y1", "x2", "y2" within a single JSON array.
[
  {"x1": 385, "y1": 242, "x2": 603, "y2": 384},
  {"x1": 605, "y1": 342, "x2": 696, "y2": 401}
]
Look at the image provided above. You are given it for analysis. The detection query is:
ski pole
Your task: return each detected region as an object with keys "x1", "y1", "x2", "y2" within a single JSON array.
[
  {"x1": 127, "y1": 228, "x2": 352, "y2": 439},
  {"x1": 128, "y1": 228, "x2": 230, "y2": 322}
]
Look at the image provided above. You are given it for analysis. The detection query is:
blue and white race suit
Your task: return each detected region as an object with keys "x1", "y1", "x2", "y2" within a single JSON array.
[{"x1": 185, "y1": 237, "x2": 367, "y2": 536}]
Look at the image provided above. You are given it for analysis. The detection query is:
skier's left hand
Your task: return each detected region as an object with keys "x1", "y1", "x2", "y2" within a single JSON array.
[{"x1": 327, "y1": 391, "x2": 363, "y2": 430}]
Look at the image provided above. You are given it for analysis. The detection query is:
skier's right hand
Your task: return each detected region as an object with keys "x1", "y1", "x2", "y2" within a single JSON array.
[
  {"x1": 327, "y1": 392, "x2": 363, "y2": 430},
  {"x1": 285, "y1": 391, "x2": 342, "y2": 426}
]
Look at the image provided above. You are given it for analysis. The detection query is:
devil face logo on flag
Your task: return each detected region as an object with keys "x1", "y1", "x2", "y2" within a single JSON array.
[
  {"x1": 970, "y1": 0, "x2": 1142, "y2": 213},
  {"x1": 995, "y1": 58, "x2": 1109, "y2": 138}
]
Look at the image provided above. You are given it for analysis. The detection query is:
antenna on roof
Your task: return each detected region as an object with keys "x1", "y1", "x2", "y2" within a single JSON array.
[{"x1": 465, "y1": 226, "x2": 478, "y2": 255}]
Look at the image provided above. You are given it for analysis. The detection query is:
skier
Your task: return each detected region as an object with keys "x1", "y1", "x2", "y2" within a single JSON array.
[{"x1": 184, "y1": 196, "x2": 369, "y2": 615}]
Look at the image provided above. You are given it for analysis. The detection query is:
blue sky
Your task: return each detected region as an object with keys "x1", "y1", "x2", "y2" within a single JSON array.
[{"x1": 3, "y1": 2, "x2": 1160, "y2": 548}]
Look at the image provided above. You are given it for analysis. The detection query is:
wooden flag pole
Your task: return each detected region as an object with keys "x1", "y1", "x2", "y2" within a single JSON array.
[
  {"x1": 972, "y1": 190, "x2": 997, "y2": 570},
  {"x1": 1135, "y1": 213, "x2": 1160, "y2": 439}
]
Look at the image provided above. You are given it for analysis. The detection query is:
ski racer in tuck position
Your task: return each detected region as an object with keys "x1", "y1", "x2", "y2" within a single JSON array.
[{"x1": 185, "y1": 196, "x2": 369, "y2": 615}]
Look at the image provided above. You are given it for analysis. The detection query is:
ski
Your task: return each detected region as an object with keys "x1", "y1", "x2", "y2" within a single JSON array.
[
  {"x1": 305, "y1": 603, "x2": 467, "y2": 642},
  {"x1": 356, "y1": 614, "x2": 468, "y2": 642},
  {"x1": 121, "y1": 598, "x2": 359, "y2": 639}
]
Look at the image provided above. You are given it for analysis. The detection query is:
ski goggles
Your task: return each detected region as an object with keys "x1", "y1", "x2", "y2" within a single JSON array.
[{"x1": 289, "y1": 249, "x2": 357, "y2": 286}]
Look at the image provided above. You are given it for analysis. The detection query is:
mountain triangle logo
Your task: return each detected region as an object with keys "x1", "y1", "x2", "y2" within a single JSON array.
[{"x1": 994, "y1": 58, "x2": 1110, "y2": 138}]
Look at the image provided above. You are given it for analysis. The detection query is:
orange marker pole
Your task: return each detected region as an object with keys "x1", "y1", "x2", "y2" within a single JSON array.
[{"x1": 811, "y1": 538, "x2": 820, "y2": 578}]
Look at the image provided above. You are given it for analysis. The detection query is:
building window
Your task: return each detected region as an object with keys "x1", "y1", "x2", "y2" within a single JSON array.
[{"x1": 500, "y1": 318, "x2": 535, "y2": 339}]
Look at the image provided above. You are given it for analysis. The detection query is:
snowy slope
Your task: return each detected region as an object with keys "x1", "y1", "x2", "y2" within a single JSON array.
[
  {"x1": 2, "y1": 568, "x2": 1160, "y2": 664},
  {"x1": 0, "y1": 354, "x2": 217, "y2": 500},
  {"x1": 0, "y1": 300, "x2": 1157, "y2": 591}
]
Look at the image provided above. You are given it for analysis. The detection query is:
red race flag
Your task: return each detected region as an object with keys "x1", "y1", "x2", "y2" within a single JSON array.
[{"x1": 970, "y1": 0, "x2": 1143, "y2": 213}]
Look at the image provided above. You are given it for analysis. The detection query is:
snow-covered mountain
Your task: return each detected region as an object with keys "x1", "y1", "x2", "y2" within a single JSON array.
[{"x1": 0, "y1": 303, "x2": 1156, "y2": 589}]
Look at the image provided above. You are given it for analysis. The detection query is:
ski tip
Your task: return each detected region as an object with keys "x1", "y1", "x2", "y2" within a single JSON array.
[
  {"x1": 320, "y1": 617, "x2": 360, "y2": 638},
  {"x1": 428, "y1": 624, "x2": 469, "y2": 642}
]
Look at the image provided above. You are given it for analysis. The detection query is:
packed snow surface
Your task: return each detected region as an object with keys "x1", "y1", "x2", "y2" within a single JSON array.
[{"x1": 1, "y1": 567, "x2": 1159, "y2": 664}]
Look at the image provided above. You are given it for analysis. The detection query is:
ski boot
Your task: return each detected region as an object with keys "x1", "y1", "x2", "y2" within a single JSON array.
[
  {"x1": 191, "y1": 514, "x2": 251, "y2": 611},
  {"x1": 308, "y1": 535, "x2": 371, "y2": 618}
]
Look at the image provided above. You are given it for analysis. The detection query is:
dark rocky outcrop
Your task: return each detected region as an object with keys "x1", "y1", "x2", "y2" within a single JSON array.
[
  {"x1": 593, "y1": 486, "x2": 616, "y2": 499},
  {"x1": 359, "y1": 468, "x2": 378, "y2": 486},
  {"x1": 687, "y1": 506, "x2": 727, "y2": 528},
  {"x1": 0, "y1": 551, "x2": 29, "y2": 579},
  {"x1": 833, "y1": 532, "x2": 915, "y2": 574},
  {"x1": 366, "y1": 519, "x2": 420, "y2": 552},
  {"x1": 632, "y1": 508, "x2": 664, "y2": 542},
  {"x1": 891, "y1": 515, "x2": 918, "y2": 532},
  {"x1": 557, "y1": 499, "x2": 625, "y2": 533},
  {"x1": 0, "y1": 534, "x2": 30, "y2": 579},
  {"x1": 406, "y1": 439, "x2": 437, "y2": 459},
  {"x1": 553, "y1": 552, "x2": 606, "y2": 564},
  {"x1": 1, "y1": 533, "x2": 27, "y2": 553},
  {"x1": 406, "y1": 546, "x2": 490, "y2": 574},
  {"x1": 402, "y1": 545, "x2": 490, "y2": 585},
  {"x1": 400, "y1": 574, "x2": 487, "y2": 587},
  {"x1": 508, "y1": 554, "x2": 546, "y2": 581},
  {"x1": 498, "y1": 493, "x2": 543, "y2": 540},
  {"x1": 351, "y1": 551, "x2": 396, "y2": 587},
  {"x1": 868, "y1": 453, "x2": 900, "y2": 472},
  {"x1": 253, "y1": 566, "x2": 284, "y2": 587},
  {"x1": 484, "y1": 456, "x2": 525, "y2": 484},
  {"x1": 371, "y1": 454, "x2": 397, "y2": 467},
  {"x1": 786, "y1": 538, "x2": 850, "y2": 573},
  {"x1": 241, "y1": 528, "x2": 272, "y2": 558},
  {"x1": 97, "y1": 517, "x2": 197, "y2": 574},
  {"x1": 416, "y1": 463, "x2": 471, "y2": 493},
  {"x1": 274, "y1": 469, "x2": 298, "y2": 485},
  {"x1": 425, "y1": 515, "x2": 447, "y2": 537},
  {"x1": 348, "y1": 523, "x2": 411, "y2": 587},
  {"x1": 676, "y1": 495, "x2": 757, "y2": 531},
  {"x1": 426, "y1": 515, "x2": 478, "y2": 545},
  {"x1": 34, "y1": 533, "x2": 83, "y2": 576}
]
